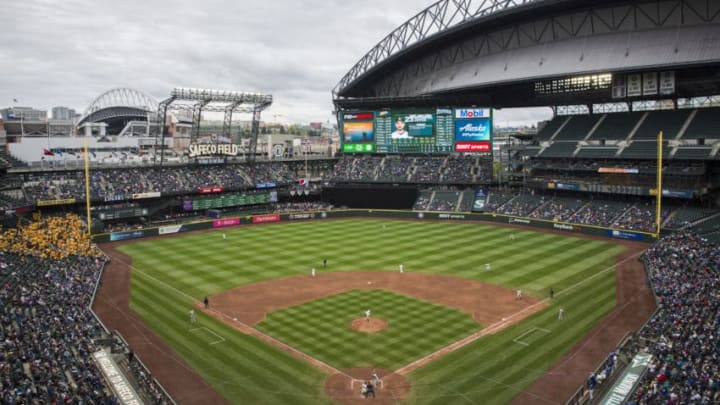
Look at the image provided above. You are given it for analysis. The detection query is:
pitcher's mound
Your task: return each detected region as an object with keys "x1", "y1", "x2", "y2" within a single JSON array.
[{"x1": 350, "y1": 317, "x2": 388, "y2": 333}]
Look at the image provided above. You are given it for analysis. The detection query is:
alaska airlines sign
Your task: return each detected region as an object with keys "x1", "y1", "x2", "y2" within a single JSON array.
[{"x1": 188, "y1": 143, "x2": 240, "y2": 158}]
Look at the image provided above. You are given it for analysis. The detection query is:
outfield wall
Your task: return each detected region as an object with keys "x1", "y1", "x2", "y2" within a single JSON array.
[{"x1": 92, "y1": 210, "x2": 657, "y2": 243}]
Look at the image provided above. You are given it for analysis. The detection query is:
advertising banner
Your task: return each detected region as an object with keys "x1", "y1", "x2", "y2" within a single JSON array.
[
  {"x1": 454, "y1": 119, "x2": 491, "y2": 142},
  {"x1": 252, "y1": 214, "x2": 280, "y2": 224},
  {"x1": 37, "y1": 198, "x2": 76, "y2": 206},
  {"x1": 472, "y1": 188, "x2": 488, "y2": 212},
  {"x1": 213, "y1": 218, "x2": 240, "y2": 228},
  {"x1": 455, "y1": 142, "x2": 490, "y2": 152},
  {"x1": 131, "y1": 192, "x2": 161, "y2": 200},
  {"x1": 159, "y1": 224, "x2": 183, "y2": 235},
  {"x1": 606, "y1": 229, "x2": 645, "y2": 241},
  {"x1": 199, "y1": 187, "x2": 224, "y2": 194},
  {"x1": 109, "y1": 230, "x2": 145, "y2": 241}
]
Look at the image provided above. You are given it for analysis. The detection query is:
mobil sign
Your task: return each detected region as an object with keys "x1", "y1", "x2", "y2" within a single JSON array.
[{"x1": 455, "y1": 108, "x2": 491, "y2": 119}]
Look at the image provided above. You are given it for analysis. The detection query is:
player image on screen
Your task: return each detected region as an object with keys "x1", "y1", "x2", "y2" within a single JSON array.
[{"x1": 391, "y1": 117, "x2": 411, "y2": 139}]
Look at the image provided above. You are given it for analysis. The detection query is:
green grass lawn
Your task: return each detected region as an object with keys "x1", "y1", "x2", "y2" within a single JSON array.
[
  {"x1": 117, "y1": 218, "x2": 625, "y2": 404},
  {"x1": 257, "y1": 289, "x2": 480, "y2": 370}
]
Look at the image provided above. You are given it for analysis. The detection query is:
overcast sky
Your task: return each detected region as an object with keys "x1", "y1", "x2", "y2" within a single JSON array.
[{"x1": 0, "y1": 0, "x2": 551, "y2": 126}]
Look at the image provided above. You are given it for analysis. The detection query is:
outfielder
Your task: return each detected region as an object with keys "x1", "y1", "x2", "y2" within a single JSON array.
[{"x1": 189, "y1": 309, "x2": 196, "y2": 324}]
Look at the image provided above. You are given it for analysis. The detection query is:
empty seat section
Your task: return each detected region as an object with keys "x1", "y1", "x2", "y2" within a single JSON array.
[
  {"x1": 633, "y1": 109, "x2": 691, "y2": 140},
  {"x1": 681, "y1": 107, "x2": 720, "y2": 140},
  {"x1": 553, "y1": 115, "x2": 599, "y2": 141},
  {"x1": 536, "y1": 117, "x2": 565, "y2": 141},
  {"x1": 673, "y1": 148, "x2": 712, "y2": 160},
  {"x1": 589, "y1": 112, "x2": 641, "y2": 140},
  {"x1": 539, "y1": 142, "x2": 577, "y2": 158},
  {"x1": 620, "y1": 141, "x2": 670, "y2": 159},
  {"x1": 574, "y1": 147, "x2": 619, "y2": 159}
]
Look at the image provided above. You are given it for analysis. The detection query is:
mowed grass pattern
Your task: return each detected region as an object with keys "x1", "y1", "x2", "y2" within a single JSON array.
[
  {"x1": 118, "y1": 218, "x2": 626, "y2": 404},
  {"x1": 257, "y1": 289, "x2": 480, "y2": 370}
]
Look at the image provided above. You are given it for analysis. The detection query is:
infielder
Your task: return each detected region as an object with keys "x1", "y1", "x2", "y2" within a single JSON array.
[
  {"x1": 311, "y1": 268, "x2": 316, "y2": 277},
  {"x1": 365, "y1": 308, "x2": 371, "y2": 322},
  {"x1": 399, "y1": 263, "x2": 404, "y2": 273},
  {"x1": 485, "y1": 263, "x2": 491, "y2": 271},
  {"x1": 189, "y1": 309, "x2": 196, "y2": 324},
  {"x1": 516, "y1": 289, "x2": 522, "y2": 300}
]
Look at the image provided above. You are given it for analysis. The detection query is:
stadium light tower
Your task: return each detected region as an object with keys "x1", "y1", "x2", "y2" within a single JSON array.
[{"x1": 155, "y1": 88, "x2": 272, "y2": 165}]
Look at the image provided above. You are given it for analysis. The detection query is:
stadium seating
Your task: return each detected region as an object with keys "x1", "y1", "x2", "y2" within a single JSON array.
[
  {"x1": 553, "y1": 114, "x2": 600, "y2": 141},
  {"x1": 539, "y1": 142, "x2": 578, "y2": 158},
  {"x1": 619, "y1": 141, "x2": 670, "y2": 159},
  {"x1": 672, "y1": 147, "x2": 712, "y2": 160},
  {"x1": 680, "y1": 107, "x2": 720, "y2": 139},
  {"x1": 588, "y1": 112, "x2": 640, "y2": 141},
  {"x1": 377, "y1": 156, "x2": 414, "y2": 182},
  {"x1": 535, "y1": 116, "x2": 566, "y2": 141},
  {"x1": 527, "y1": 195, "x2": 587, "y2": 222},
  {"x1": 410, "y1": 157, "x2": 444, "y2": 183},
  {"x1": 570, "y1": 198, "x2": 630, "y2": 228},
  {"x1": 663, "y1": 206, "x2": 719, "y2": 229},
  {"x1": 631, "y1": 109, "x2": 692, "y2": 140},
  {"x1": 574, "y1": 146, "x2": 620, "y2": 159},
  {"x1": 630, "y1": 232, "x2": 720, "y2": 404}
]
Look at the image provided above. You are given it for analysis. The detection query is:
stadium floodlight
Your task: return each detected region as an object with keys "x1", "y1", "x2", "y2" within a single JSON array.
[{"x1": 171, "y1": 87, "x2": 272, "y2": 105}]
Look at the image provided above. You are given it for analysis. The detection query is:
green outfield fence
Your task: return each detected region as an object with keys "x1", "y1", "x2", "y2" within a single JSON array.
[{"x1": 92, "y1": 209, "x2": 658, "y2": 243}]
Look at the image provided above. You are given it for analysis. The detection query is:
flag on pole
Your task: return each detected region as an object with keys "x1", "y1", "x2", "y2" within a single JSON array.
[{"x1": 43, "y1": 148, "x2": 55, "y2": 156}]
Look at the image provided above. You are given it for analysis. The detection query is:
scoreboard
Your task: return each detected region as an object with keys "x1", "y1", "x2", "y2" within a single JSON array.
[
  {"x1": 340, "y1": 107, "x2": 492, "y2": 155},
  {"x1": 184, "y1": 192, "x2": 271, "y2": 211}
]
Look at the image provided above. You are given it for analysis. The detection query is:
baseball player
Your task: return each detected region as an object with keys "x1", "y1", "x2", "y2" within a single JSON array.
[
  {"x1": 372, "y1": 370, "x2": 381, "y2": 388},
  {"x1": 189, "y1": 309, "x2": 196, "y2": 324},
  {"x1": 365, "y1": 308, "x2": 371, "y2": 322},
  {"x1": 558, "y1": 307, "x2": 565, "y2": 320},
  {"x1": 222, "y1": 233, "x2": 226, "y2": 240},
  {"x1": 399, "y1": 263, "x2": 404, "y2": 273},
  {"x1": 516, "y1": 289, "x2": 522, "y2": 300},
  {"x1": 311, "y1": 268, "x2": 316, "y2": 277},
  {"x1": 485, "y1": 262, "x2": 491, "y2": 271}
]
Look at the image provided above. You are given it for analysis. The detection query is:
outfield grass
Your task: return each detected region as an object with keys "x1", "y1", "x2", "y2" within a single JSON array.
[
  {"x1": 118, "y1": 218, "x2": 625, "y2": 404},
  {"x1": 257, "y1": 289, "x2": 480, "y2": 370}
]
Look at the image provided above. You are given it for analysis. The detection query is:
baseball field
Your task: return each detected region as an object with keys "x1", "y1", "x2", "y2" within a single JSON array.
[{"x1": 108, "y1": 218, "x2": 631, "y2": 404}]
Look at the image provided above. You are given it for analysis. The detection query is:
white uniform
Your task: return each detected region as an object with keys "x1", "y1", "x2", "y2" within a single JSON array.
[
  {"x1": 516, "y1": 289, "x2": 522, "y2": 300},
  {"x1": 485, "y1": 263, "x2": 491, "y2": 271},
  {"x1": 222, "y1": 233, "x2": 226, "y2": 240},
  {"x1": 311, "y1": 268, "x2": 316, "y2": 277},
  {"x1": 189, "y1": 309, "x2": 196, "y2": 324},
  {"x1": 365, "y1": 309, "x2": 371, "y2": 320},
  {"x1": 558, "y1": 307, "x2": 564, "y2": 320},
  {"x1": 399, "y1": 264, "x2": 404, "y2": 273}
]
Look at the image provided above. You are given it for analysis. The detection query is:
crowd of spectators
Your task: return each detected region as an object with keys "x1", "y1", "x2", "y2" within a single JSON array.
[
  {"x1": 12, "y1": 162, "x2": 301, "y2": 203},
  {"x1": 528, "y1": 196, "x2": 586, "y2": 222},
  {"x1": 0, "y1": 253, "x2": 117, "y2": 404},
  {"x1": 627, "y1": 231, "x2": 720, "y2": 404},
  {"x1": 272, "y1": 202, "x2": 334, "y2": 213},
  {"x1": 410, "y1": 158, "x2": 444, "y2": 183},
  {"x1": 378, "y1": 156, "x2": 413, "y2": 182},
  {"x1": 571, "y1": 199, "x2": 629, "y2": 228},
  {"x1": 0, "y1": 214, "x2": 100, "y2": 260},
  {"x1": 613, "y1": 203, "x2": 671, "y2": 233},
  {"x1": 0, "y1": 214, "x2": 172, "y2": 404}
]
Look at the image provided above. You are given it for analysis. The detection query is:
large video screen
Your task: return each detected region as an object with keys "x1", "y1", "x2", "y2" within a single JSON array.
[{"x1": 339, "y1": 107, "x2": 492, "y2": 154}]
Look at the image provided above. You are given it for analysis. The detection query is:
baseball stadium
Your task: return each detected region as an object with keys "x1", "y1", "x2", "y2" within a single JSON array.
[{"x1": 1, "y1": 0, "x2": 719, "y2": 404}]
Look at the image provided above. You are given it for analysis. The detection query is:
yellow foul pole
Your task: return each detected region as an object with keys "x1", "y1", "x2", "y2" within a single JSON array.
[
  {"x1": 656, "y1": 131, "x2": 663, "y2": 236},
  {"x1": 84, "y1": 137, "x2": 92, "y2": 236}
]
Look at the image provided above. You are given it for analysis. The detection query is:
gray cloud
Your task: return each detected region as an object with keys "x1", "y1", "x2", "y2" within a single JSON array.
[{"x1": 0, "y1": 0, "x2": 546, "y2": 126}]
